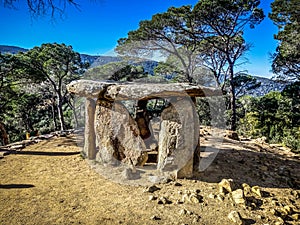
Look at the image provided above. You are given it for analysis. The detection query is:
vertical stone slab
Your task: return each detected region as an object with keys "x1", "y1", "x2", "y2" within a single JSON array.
[
  {"x1": 84, "y1": 98, "x2": 96, "y2": 160},
  {"x1": 95, "y1": 99, "x2": 147, "y2": 166},
  {"x1": 157, "y1": 97, "x2": 199, "y2": 178}
]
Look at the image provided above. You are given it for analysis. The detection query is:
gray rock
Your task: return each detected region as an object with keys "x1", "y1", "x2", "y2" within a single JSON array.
[
  {"x1": 148, "y1": 195, "x2": 157, "y2": 201},
  {"x1": 95, "y1": 99, "x2": 147, "y2": 166},
  {"x1": 84, "y1": 98, "x2": 97, "y2": 159},
  {"x1": 105, "y1": 82, "x2": 220, "y2": 100},
  {"x1": 231, "y1": 189, "x2": 245, "y2": 204},
  {"x1": 150, "y1": 215, "x2": 161, "y2": 220},
  {"x1": 228, "y1": 211, "x2": 244, "y2": 225},
  {"x1": 242, "y1": 183, "x2": 252, "y2": 197},
  {"x1": 121, "y1": 168, "x2": 139, "y2": 180},
  {"x1": 157, "y1": 196, "x2": 171, "y2": 205},
  {"x1": 67, "y1": 80, "x2": 221, "y2": 100},
  {"x1": 218, "y1": 179, "x2": 235, "y2": 194},
  {"x1": 179, "y1": 208, "x2": 187, "y2": 215},
  {"x1": 157, "y1": 98, "x2": 199, "y2": 178},
  {"x1": 251, "y1": 186, "x2": 262, "y2": 197},
  {"x1": 66, "y1": 80, "x2": 113, "y2": 98}
]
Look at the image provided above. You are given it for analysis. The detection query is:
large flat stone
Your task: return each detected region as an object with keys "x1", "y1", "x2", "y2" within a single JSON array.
[{"x1": 67, "y1": 80, "x2": 221, "y2": 100}]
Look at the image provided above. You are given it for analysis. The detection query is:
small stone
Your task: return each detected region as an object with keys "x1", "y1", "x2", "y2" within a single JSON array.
[
  {"x1": 251, "y1": 186, "x2": 262, "y2": 197},
  {"x1": 271, "y1": 200, "x2": 280, "y2": 206},
  {"x1": 175, "y1": 199, "x2": 184, "y2": 204},
  {"x1": 157, "y1": 196, "x2": 171, "y2": 205},
  {"x1": 218, "y1": 179, "x2": 234, "y2": 194},
  {"x1": 291, "y1": 213, "x2": 299, "y2": 220},
  {"x1": 231, "y1": 189, "x2": 245, "y2": 204},
  {"x1": 208, "y1": 193, "x2": 216, "y2": 199},
  {"x1": 217, "y1": 194, "x2": 225, "y2": 201},
  {"x1": 283, "y1": 205, "x2": 292, "y2": 215},
  {"x1": 256, "y1": 215, "x2": 262, "y2": 219},
  {"x1": 179, "y1": 209, "x2": 187, "y2": 215},
  {"x1": 148, "y1": 175, "x2": 164, "y2": 183},
  {"x1": 192, "y1": 215, "x2": 201, "y2": 223},
  {"x1": 228, "y1": 211, "x2": 244, "y2": 224},
  {"x1": 291, "y1": 190, "x2": 299, "y2": 198},
  {"x1": 150, "y1": 215, "x2": 161, "y2": 220},
  {"x1": 121, "y1": 168, "x2": 134, "y2": 180},
  {"x1": 181, "y1": 193, "x2": 190, "y2": 203},
  {"x1": 190, "y1": 194, "x2": 200, "y2": 204},
  {"x1": 270, "y1": 209, "x2": 280, "y2": 216},
  {"x1": 144, "y1": 185, "x2": 160, "y2": 193},
  {"x1": 275, "y1": 217, "x2": 284, "y2": 225},
  {"x1": 242, "y1": 183, "x2": 251, "y2": 197},
  {"x1": 148, "y1": 195, "x2": 157, "y2": 201},
  {"x1": 184, "y1": 189, "x2": 191, "y2": 194},
  {"x1": 186, "y1": 210, "x2": 193, "y2": 215}
]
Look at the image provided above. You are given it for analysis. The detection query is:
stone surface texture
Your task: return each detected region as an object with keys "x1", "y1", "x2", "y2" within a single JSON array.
[
  {"x1": 67, "y1": 80, "x2": 221, "y2": 100},
  {"x1": 95, "y1": 99, "x2": 147, "y2": 166},
  {"x1": 67, "y1": 80, "x2": 211, "y2": 178},
  {"x1": 157, "y1": 97, "x2": 199, "y2": 178}
]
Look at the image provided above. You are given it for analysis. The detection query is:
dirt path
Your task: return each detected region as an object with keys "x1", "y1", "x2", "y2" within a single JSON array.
[{"x1": 0, "y1": 135, "x2": 299, "y2": 225}]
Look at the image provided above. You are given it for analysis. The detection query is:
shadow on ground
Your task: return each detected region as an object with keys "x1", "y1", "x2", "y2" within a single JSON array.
[
  {"x1": 0, "y1": 184, "x2": 35, "y2": 189},
  {"x1": 194, "y1": 140, "x2": 300, "y2": 190},
  {"x1": 12, "y1": 151, "x2": 80, "y2": 156}
]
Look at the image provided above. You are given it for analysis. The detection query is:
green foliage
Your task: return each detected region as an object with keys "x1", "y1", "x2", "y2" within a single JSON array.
[
  {"x1": 232, "y1": 74, "x2": 261, "y2": 97},
  {"x1": 0, "y1": 43, "x2": 86, "y2": 144},
  {"x1": 85, "y1": 61, "x2": 148, "y2": 82},
  {"x1": 19, "y1": 43, "x2": 87, "y2": 131},
  {"x1": 238, "y1": 82, "x2": 300, "y2": 152},
  {"x1": 116, "y1": 0, "x2": 265, "y2": 131},
  {"x1": 196, "y1": 98, "x2": 212, "y2": 126},
  {"x1": 269, "y1": 0, "x2": 300, "y2": 80}
]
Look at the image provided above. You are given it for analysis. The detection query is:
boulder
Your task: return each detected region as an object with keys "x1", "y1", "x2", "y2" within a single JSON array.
[
  {"x1": 67, "y1": 80, "x2": 222, "y2": 100},
  {"x1": 95, "y1": 99, "x2": 147, "y2": 166},
  {"x1": 157, "y1": 97, "x2": 199, "y2": 178}
]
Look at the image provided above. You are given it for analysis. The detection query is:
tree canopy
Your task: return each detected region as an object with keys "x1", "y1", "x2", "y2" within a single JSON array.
[
  {"x1": 116, "y1": 0, "x2": 264, "y2": 130},
  {"x1": 269, "y1": 0, "x2": 300, "y2": 80},
  {"x1": 18, "y1": 43, "x2": 87, "y2": 130}
]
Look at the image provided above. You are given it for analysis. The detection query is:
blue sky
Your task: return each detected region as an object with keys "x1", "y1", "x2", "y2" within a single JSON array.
[{"x1": 0, "y1": 0, "x2": 278, "y2": 78}]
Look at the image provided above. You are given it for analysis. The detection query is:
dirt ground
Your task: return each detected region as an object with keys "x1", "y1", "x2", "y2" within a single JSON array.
[{"x1": 0, "y1": 132, "x2": 299, "y2": 225}]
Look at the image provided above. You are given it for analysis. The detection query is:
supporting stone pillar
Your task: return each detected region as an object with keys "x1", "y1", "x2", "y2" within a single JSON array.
[
  {"x1": 84, "y1": 98, "x2": 96, "y2": 160},
  {"x1": 94, "y1": 99, "x2": 148, "y2": 166},
  {"x1": 157, "y1": 97, "x2": 199, "y2": 178}
]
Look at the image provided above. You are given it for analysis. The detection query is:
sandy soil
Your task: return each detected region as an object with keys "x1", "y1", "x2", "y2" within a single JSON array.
[{"x1": 0, "y1": 133, "x2": 299, "y2": 225}]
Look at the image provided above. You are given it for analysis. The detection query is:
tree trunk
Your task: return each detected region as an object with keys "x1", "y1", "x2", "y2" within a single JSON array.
[
  {"x1": 0, "y1": 122, "x2": 9, "y2": 145},
  {"x1": 51, "y1": 100, "x2": 58, "y2": 130},
  {"x1": 71, "y1": 98, "x2": 79, "y2": 128},
  {"x1": 229, "y1": 63, "x2": 237, "y2": 131},
  {"x1": 57, "y1": 93, "x2": 66, "y2": 131}
]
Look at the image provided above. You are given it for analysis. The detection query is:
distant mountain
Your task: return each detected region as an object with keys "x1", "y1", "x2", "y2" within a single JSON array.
[
  {"x1": 243, "y1": 76, "x2": 290, "y2": 97},
  {"x1": 0, "y1": 45, "x2": 290, "y2": 96},
  {"x1": 0, "y1": 45, "x2": 28, "y2": 54},
  {"x1": 80, "y1": 54, "x2": 122, "y2": 67}
]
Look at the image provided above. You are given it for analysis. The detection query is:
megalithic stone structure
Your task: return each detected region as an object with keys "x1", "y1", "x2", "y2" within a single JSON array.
[{"x1": 67, "y1": 80, "x2": 220, "y2": 178}]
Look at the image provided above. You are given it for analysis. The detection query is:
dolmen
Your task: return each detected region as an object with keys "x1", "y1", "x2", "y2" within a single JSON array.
[{"x1": 67, "y1": 80, "x2": 220, "y2": 179}]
